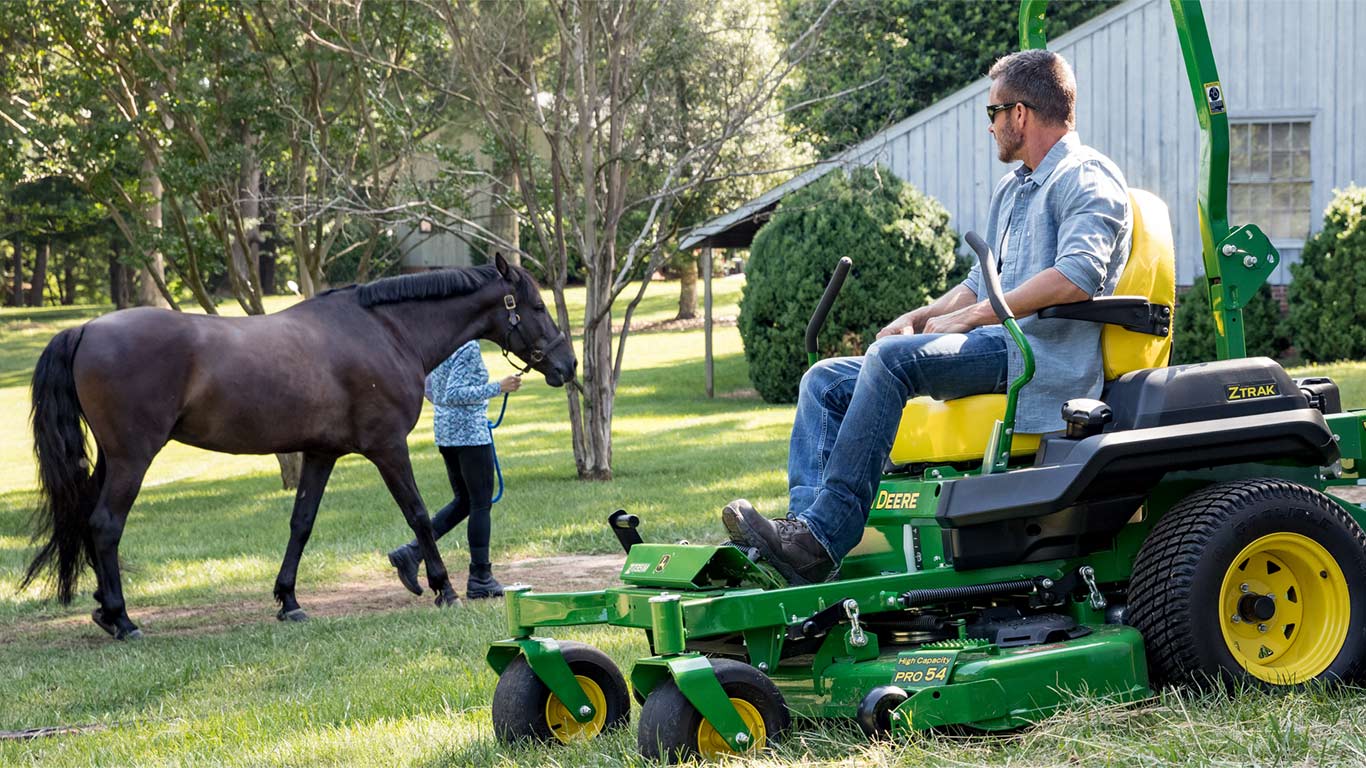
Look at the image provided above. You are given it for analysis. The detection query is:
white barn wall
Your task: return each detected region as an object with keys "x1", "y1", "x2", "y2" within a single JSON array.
[{"x1": 838, "y1": 0, "x2": 1365, "y2": 286}]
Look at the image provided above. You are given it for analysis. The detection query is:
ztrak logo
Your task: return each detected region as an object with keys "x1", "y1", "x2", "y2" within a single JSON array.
[
  {"x1": 874, "y1": 490, "x2": 920, "y2": 510},
  {"x1": 1226, "y1": 382, "x2": 1279, "y2": 401}
]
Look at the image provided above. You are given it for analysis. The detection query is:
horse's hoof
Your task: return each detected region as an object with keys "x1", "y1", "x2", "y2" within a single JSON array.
[
  {"x1": 277, "y1": 608, "x2": 309, "y2": 623},
  {"x1": 434, "y1": 592, "x2": 462, "y2": 609},
  {"x1": 92, "y1": 608, "x2": 117, "y2": 637},
  {"x1": 95, "y1": 609, "x2": 142, "y2": 640}
]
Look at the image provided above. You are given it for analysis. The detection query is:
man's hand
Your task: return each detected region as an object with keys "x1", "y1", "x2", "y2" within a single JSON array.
[
  {"x1": 922, "y1": 303, "x2": 990, "y2": 335},
  {"x1": 498, "y1": 375, "x2": 523, "y2": 393},
  {"x1": 877, "y1": 307, "x2": 930, "y2": 339}
]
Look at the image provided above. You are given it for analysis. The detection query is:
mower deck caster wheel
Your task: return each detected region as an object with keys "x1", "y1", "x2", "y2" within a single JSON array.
[
  {"x1": 637, "y1": 659, "x2": 790, "y2": 763},
  {"x1": 491, "y1": 641, "x2": 629, "y2": 744},
  {"x1": 857, "y1": 685, "x2": 910, "y2": 738}
]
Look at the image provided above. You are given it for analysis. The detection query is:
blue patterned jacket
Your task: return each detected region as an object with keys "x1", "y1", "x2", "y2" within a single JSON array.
[{"x1": 427, "y1": 341, "x2": 501, "y2": 447}]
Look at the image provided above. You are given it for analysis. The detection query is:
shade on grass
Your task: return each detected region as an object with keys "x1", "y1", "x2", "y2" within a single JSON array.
[{"x1": 4, "y1": 281, "x2": 1366, "y2": 766}]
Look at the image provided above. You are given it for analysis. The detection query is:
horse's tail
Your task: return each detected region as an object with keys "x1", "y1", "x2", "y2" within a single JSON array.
[{"x1": 21, "y1": 326, "x2": 99, "y2": 605}]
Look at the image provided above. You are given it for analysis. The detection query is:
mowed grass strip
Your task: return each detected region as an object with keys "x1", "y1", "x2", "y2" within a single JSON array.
[{"x1": 4, "y1": 280, "x2": 1366, "y2": 766}]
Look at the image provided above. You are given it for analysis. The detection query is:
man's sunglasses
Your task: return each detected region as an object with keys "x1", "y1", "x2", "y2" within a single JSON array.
[{"x1": 986, "y1": 101, "x2": 1033, "y2": 122}]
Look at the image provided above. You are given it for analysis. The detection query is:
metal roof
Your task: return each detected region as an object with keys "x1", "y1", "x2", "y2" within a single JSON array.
[{"x1": 678, "y1": 0, "x2": 1147, "y2": 252}]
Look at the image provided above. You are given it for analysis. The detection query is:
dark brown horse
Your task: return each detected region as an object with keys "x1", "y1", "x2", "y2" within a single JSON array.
[{"x1": 22, "y1": 254, "x2": 575, "y2": 639}]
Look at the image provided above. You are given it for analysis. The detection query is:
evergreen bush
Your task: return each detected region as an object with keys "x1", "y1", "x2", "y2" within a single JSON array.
[
  {"x1": 739, "y1": 166, "x2": 958, "y2": 402},
  {"x1": 1172, "y1": 273, "x2": 1288, "y2": 364},
  {"x1": 1286, "y1": 186, "x2": 1366, "y2": 362}
]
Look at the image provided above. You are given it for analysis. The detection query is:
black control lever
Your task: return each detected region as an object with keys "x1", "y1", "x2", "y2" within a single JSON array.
[{"x1": 607, "y1": 509, "x2": 642, "y2": 554}]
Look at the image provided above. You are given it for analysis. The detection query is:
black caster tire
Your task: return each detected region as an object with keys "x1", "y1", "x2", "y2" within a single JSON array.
[
  {"x1": 637, "y1": 659, "x2": 790, "y2": 763},
  {"x1": 491, "y1": 641, "x2": 630, "y2": 744},
  {"x1": 857, "y1": 685, "x2": 909, "y2": 738},
  {"x1": 1129, "y1": 479, "x2": 1366, "y2": 689}
]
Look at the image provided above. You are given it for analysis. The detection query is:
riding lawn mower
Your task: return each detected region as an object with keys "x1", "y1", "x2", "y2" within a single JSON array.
[{"x1": 484, "y1": 1, "x2": 1366, "y2": 760}]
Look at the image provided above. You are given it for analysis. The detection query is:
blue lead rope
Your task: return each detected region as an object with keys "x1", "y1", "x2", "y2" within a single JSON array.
[{"x1": 487, "y1": 392, "x2": 510, "y2": 503}]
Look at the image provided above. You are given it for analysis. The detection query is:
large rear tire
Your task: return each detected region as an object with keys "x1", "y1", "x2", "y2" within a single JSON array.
[
  {"x1": 491, "y1": 641, "x2": 630, "y2": 744},
  {"x1": 1129, "y1": 479, "x2": 1366, "y2": 688}
]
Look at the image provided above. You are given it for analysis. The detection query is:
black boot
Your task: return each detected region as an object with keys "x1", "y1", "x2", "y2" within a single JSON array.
[
  {"x1": 467, "y1": 562, "x2": 504, "y2": 599},
  {"x1": 721, "y1": 498, "x2": 835, "y2": 586},
  {"x1": 387, "y1": 544, "x2": 423, "y2": 596}
]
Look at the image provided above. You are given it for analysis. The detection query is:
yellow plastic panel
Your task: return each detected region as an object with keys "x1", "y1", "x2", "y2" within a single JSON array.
[
  {"x1": 889, "y1": 394, "x2": 1041, "y2": 465},
  {"x1": 1104, "y1": 189, "x2": 1176, "y2": 379}
]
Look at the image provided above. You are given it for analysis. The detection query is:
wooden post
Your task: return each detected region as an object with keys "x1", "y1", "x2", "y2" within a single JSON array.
[{"x1": 703, "y1": 246, "x2": 713, "y2": 398}]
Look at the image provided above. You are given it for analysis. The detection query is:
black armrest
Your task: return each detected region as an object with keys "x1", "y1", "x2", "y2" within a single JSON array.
[{"x1": 1037, "y1": 296, "x2": 1171, "y2": 337}]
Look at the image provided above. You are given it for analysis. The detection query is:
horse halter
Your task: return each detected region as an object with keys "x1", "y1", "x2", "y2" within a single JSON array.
[{"x1": 500, "y1": 292, "x2": 567, "y2": 374}]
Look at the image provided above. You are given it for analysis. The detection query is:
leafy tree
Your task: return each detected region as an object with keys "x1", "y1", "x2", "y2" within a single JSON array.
[
  {"x1": 436, "y1": 0, "x2": 838, "y2": 479},
  {"x1": 1286, "y1": 186, "x2": 1366, "y2": 362},
  {"x1": 1172, "y1": 273, "x2": 1288, "y2": 365},
  {"x1": 10, "y1": 0, "x2": 454, "y2": 316},
  {"x1": 776, "y1": 0, "x2": 1115, "y2": 155},
  {"x1": 740, "y1": 165, "x2": 958, "y2": 402},
  {"x1": 5, "y1": 177, "x2": 108, "y2": 306}
]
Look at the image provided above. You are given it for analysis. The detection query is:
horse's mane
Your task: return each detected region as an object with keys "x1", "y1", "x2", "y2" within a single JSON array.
[{"x1": 351, "y1": 264, "x2": 502, "y2": 307}]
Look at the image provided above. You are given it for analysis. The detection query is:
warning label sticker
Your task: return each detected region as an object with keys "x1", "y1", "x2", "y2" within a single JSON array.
[{"x1": 1204, "y1": 81, "x2": 1226, "y2": 114}]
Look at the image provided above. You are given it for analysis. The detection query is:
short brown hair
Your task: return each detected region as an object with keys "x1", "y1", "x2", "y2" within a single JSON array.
[{"x1": 988, "y1": 50, "x2": 1076, "y2": 129}]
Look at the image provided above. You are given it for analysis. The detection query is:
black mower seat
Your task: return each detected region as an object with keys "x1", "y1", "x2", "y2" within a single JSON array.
[
  {"x1": 935, "y1": 358, "x2": 1340, "y2": 569},
  {"x1": 887, "y1": 188, "x2": 1176, "y2": 465}
]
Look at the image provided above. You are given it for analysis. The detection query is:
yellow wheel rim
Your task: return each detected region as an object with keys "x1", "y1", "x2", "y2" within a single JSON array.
[
  {"x1": 543, "y1": 675, "x2": 608, "y2": 743},
  {"x1": 1218, "y1": 532, "x2": 1351, "y2": 685},
  {"x1": 695, "y1": 698, "x2": 766, "y2": 757}
]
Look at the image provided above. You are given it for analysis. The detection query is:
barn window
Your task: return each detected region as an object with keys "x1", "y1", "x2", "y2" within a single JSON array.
[{"x1": 1228, "y1": 120, "x2": 1312, "y2": 241}]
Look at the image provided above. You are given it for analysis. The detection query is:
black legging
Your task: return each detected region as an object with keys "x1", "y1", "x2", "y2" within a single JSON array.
[{"x1": 407, "y1": 443, "x2": 496, "y2": 565}]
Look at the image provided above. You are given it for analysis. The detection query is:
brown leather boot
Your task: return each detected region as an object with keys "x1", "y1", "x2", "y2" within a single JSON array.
[{"x1": 721, "y1": 499, "x2": 834, "y2": 585}]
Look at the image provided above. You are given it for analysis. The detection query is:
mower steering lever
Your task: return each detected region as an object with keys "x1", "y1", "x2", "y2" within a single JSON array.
[
  {"x1": 806, "y1": 257, "x2": 853, "y2": 367},
  {"x1": 607, "y1": 509, "x2": 643, "y2": 553}
]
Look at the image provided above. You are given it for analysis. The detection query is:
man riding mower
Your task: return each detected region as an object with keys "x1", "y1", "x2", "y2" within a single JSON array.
[{"x1": 482, "y1": 1, "x2": 1366, "y2": 762}]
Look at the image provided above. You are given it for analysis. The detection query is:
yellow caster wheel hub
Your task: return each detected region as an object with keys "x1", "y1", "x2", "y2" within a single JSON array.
[
  {"x1": 544, "y1": 675, "x2": 608, "y2": 743},
  {"x1": 695, "y1": 698, "x2": 767, "y2": 757}
]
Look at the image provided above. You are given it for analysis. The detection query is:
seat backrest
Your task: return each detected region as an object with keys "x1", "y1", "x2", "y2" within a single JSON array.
[{"x1": 1103, "y1": 189, "x2": 1176, "y2": 380}]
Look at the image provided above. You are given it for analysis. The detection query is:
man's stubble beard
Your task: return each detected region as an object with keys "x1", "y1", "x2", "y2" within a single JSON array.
[{"x1": 995, "y1": 120, "x2": 1024, "y2": 163}]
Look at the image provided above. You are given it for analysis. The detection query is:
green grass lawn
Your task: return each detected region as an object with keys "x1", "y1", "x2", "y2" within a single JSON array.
[{"x1": 4, "y1": 282, "x2": 1366, "y2": 766}]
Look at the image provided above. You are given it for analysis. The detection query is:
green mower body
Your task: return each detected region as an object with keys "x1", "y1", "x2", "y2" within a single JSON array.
[{"x1": 486, "y1": 1, "x2": 1366, "y2": 760}]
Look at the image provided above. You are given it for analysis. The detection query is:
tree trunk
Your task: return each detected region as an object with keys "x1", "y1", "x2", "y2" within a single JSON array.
[
  {"x1": 676, "y1": 253, "x2": 698, "y2": 320},
  {"x1": 61, "y1": 245, "x2": 76, "y2": 305},
  {"x1": 579, "y1": 317, "x2": 614, "y2": 480},
  {"x1": 9, "y1": 239, "x2": 21, "y2": 307},
  {"x1": 259, "y1": 178, "x2": 279, "y2": 295},
  {"x1": 259, "y1": 250, "x2": 276, "y2": 295},
  {"x1": 28, "y1": 241, "x2": 48, "y2": 307},
  {"x1": 491, "y1": 161, "x2": 521, "y2": 266},
  {"x1": 230, "y1": 124, "x2": 265, "y2": 313},
  {"x1": 138, "y1": 156, "x2": 170, "y2": 308},
  {"x1": 110, "y1": 254, "x2": 129, "y2": 309}
]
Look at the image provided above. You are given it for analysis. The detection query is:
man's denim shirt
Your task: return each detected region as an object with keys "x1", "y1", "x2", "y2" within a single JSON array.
[{"x1": 962, "y1": 133, "x2": 1132, "y2": 434}]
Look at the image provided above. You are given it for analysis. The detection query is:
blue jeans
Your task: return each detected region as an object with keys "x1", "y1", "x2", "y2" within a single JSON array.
[{"x1": 789, "y1": 329, "x2": 1009, "y2": 562}]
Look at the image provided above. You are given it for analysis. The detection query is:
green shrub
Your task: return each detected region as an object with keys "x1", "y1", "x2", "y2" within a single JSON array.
[
  {"x1": 739, "y1": 165, "x2": 958, "y2": 402},
  {"x1": 1172, "y1": 273, "x2": 1288, "y2": 364},
  {"x1": 1287, "y1": 186, "x2": 1366, "y2": 362}
]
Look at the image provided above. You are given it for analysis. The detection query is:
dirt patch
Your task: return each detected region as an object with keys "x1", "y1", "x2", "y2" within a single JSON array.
[
  {"x1": 0, "y1": 723, "x2": 110, "y2": 741},
  {"x1": 611, "y1": 315, "x2": 737, "y2": 334},
  {"x1": 499, "y1": 553, "x2": 626, "y2": 592},
  {"x1": 5, "y1": 553, "x2": 626, "y2": 647}
]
